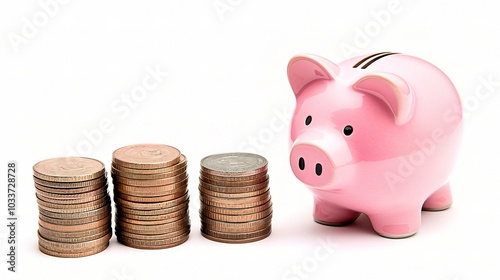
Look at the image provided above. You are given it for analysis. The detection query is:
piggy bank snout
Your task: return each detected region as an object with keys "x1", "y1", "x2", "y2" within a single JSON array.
[{"x1": 290, "y1": 142, "x2": 335, "y2": 187}]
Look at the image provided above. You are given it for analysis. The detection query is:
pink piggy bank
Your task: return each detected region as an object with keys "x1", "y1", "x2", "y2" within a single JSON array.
[{"x1": 288, "y1": 52, "x2": 462, "y2": 238}]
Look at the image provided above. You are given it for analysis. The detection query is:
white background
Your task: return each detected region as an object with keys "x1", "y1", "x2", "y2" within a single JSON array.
[{"x1": 1, "y1": 0, "x2": 500, "y2": 279}]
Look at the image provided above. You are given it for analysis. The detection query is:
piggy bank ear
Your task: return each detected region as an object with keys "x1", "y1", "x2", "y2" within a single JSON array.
[
  {"x1": 353, "y1": 73, "x2": 415, "y2": 126},
  {"x1": 287, "y1": 54, "x2": 340, "y2": 97}
]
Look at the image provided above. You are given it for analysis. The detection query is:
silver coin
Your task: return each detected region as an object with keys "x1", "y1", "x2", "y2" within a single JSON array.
[{"x1": 200, "y1": 153, "x2": 268, "y2": 176}]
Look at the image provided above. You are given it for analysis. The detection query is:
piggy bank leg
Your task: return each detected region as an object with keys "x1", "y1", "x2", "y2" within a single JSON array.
[
  {"x1": 368, "y1": 208, "x2": 421, "y2": 238},
  {"x1": 313, "y1": 198, "x2": 360, "y2": 226},
  {"x1": 422, "y1": 183, "x2": 453, "y2": 211}
]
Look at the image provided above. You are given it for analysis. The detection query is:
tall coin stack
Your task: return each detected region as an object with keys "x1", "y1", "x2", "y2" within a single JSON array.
[
  {"x1": 112, "y1": 144, "x2": 190, "y2": 249},
  {"x1": 33, "y1": 157, "x2": 112, "y2": 258},
  {"x1": 199, "y1": 153, "x2": 272, "y2": 243}
]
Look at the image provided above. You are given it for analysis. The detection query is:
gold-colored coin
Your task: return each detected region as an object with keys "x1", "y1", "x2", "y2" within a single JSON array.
[
  {"x1": 33, "y1": 157, "x2": 105, "y2": 183},
  {"x1": 112, "y1": 144, "x2": 181, "y2": 169}
]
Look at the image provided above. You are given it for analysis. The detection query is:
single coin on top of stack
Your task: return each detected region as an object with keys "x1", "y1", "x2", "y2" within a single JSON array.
[
  {"x1": 112, "y1": 144, "x2": 190, "y2": 249},
  {"x1": 199, "y1": 153, "x2": 272, "y2": 243},
  {"x1": 33, "y1": 157, "x2": 112, "y2": 258}
]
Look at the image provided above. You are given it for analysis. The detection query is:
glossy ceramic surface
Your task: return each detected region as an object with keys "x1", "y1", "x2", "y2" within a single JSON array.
[{"x1": 288, "y1": 52, "x2": 463, "y2": 238}]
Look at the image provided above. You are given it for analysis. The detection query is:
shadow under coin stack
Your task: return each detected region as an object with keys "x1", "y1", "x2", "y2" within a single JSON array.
[
  {"x1": 199, "y1": 153, "x2": 272, "y2": 243},
  {"x1": 33, "y1": 157, "x2": 112, "y2": 258},
  {"x1": 112, "y1": 144, "x2": 190, "y2": 249}
]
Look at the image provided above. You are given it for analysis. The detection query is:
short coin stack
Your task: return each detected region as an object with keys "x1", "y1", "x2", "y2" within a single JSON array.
[
  {"x1": 33, "y1": 157, "x2": 112, "y2": 258},
  {"x1": 199, "y1": 153, "x2": 272, "y2": 243},
  {"x1": 112, "y1": 144, "x2": 190, "y2": 249}
]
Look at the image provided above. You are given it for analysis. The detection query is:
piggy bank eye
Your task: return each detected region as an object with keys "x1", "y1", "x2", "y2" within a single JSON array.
[
  {"x1": 305, "y1": 116, "x2": 312, "y2": 126},
  {"x1": 343, "y1": 125, "x2": 353, "y2": 136}
]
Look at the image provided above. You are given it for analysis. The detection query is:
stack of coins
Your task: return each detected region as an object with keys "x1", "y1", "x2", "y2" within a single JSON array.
[
  {"x1": 199, "y1": 153, "x2": 272, "y2": 243},
  {"x1": 112, "y1": 144, "x2": 190, "y2": 249},
  {"x1": 33, "y1": 157, "x2": 112, "y2": 258}
]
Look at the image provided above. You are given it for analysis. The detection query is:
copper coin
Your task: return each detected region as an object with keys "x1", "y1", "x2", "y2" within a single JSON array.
[
  {"x1": 117, "y1": 213, "x2": 187, "y2": 226},
  {"x1": 38, "y1": 204, "x2": 111, "y2": 220},
  {"x1": 117, "y1": 232, "x2": 189, "y2": 249},
  {"x1": 201, "y1": 214, "x2": 272, "y2": 232},
  {"x1": 116, "y1": 222, "x2": 190, "y2": 236},
  {"x1": 199, "y1": 178, "x2": 269, "y2": 194},
  {"x1": 200, "y1": 153, "x2": 268, "y2": 176},
  {"x1": 115, "y1": 188, "x2": 186, "y2": 203},
  {"x1": 39, "y1": 214, "x2": 111, "y2": 232},
  {"x1": 199, "y1": 196, "x2": 271, "y2": 209},
  {"x1": 33, "y1": 157, "x2": 105, "y2": 183},
  {"x1": 34, "y1": 180, "x2": 106, "y2": 195},
  {"x1": 200, "y1": 200, "x2": 272, "y2": 215},
  {"x1": 38, "y1": 242, "x2": 109, "y2": 258},
  {"x1": 36, "y1": 190, "x2": 108, "y2": 205},
  {"x1": 200, "y1": 169, "x2": 268, "y2": 182},
  {"x1": 201, "y1": 225, "x2": 271, "y2": 240},
  {"x1": 39, "y1": 228, "x2": 111, "y2": 243},
  {"x1": 117, "y1": 200, "x2": 189, "y2": 216},
  {"x1": 114, "y1": 192, "x2": 189, "y2": 210},
  {"x1": 201, "y1": 228, "x2": 271, "y2": 244},
  {"x1": 38, "y1": 222, "x2": 111, "y2": 239},
  {"x1": 112, "y1": 144, "x2": 181, "y2": 169},
  {"x1": 39, "y1": 209, "x2": 110, "y2": 226},
  {"x1": 199, "y1": 184, "x2": 269, "y2": 198},
  {"x1": 33, "y1": 175, "x2": 107, "y2": 189},
  {"x1": 116, "y1": 215, "x2": 189, "y2": 234},
  {"x1": 112, "y1": 164, "x2": 187, "y2": 180},
  {"x1": 111, "y1": 154, "x2": 187, "y2": 175},
  {"x1": 36, "y1": 195, "x2": 110, "y2": 212},
  {"x1": 201, "y1": 207, "x2": 272, "y2": 223},
  {"x1": 112, "y1": 172, "x2": 187, "y2": 187},
  {"x1": 200, "y1": 193, "x2": 271, "y2": 209},
  {"x1": 116, "y1": 227, "x2": 189, "y2": 240},
  {"x1": 117, "y1": 206, "x2": 188, "y2": 221},
  {"x1": 113, "y1": 178, "x2": 188, "y2": 196},
  {"x1": 38, "y1": 231, "x2": 111, "y2": 251},
  {"x1": 35, "y1": 185, "x2": 107, "y2": 200},
  {"x1": 199, "y1": 174, "x2": 269, "y2": 187}
]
